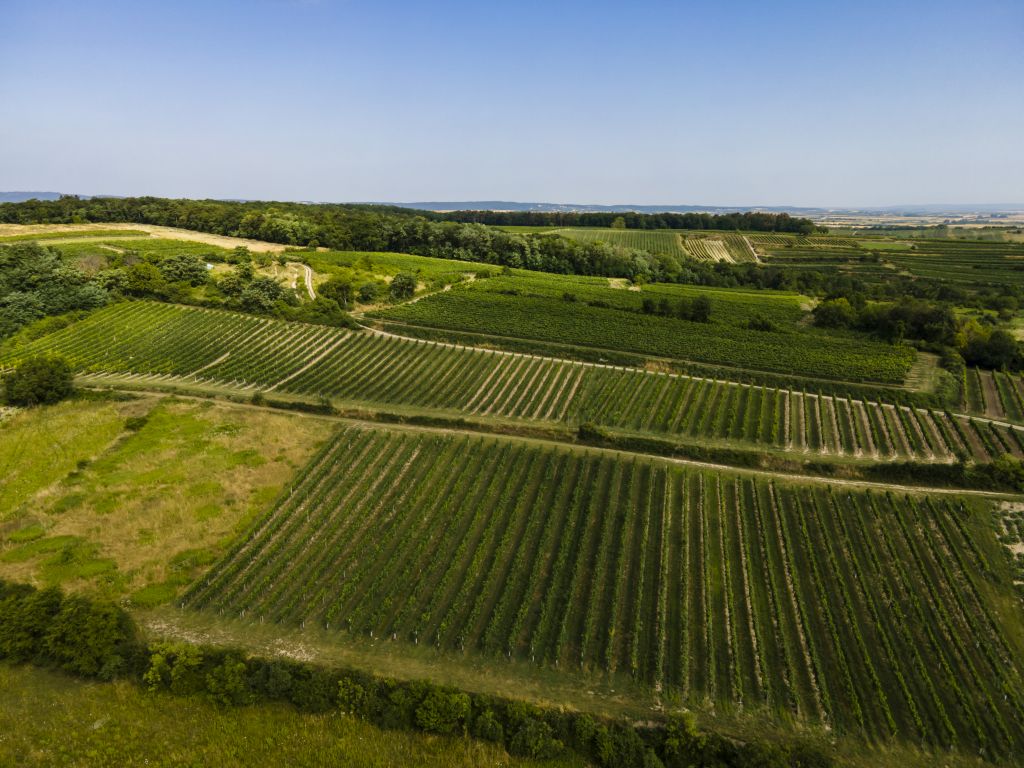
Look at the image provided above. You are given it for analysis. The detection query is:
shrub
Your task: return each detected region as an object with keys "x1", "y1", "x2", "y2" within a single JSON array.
[
  {"x1": 44, "y1": 595, "x2": 138, "y2": 679},
  {"x1": 2, "y1": 355, "x2": 73, "y2": 406},
  {"x1": 288, "y1": 666, "x2": 338, "y2": 713},
  {"x1": 206, "y1": 654, "x2": 254, "y2": 706},
  {"x1": 357, "y1": 282, "x2": 379, "y2": 303},
  {"x1": 415, "y1": 689, "x2": 471, "y2": 735},
  {"x1": 508, "y1": 717, "x2": 563, "y2": 759},
  {"x1": 337, "y1": 676, "x2": 367, "y2": 714},
  {"x1": 472, "y1": 709, "x2": 504, "y2": 743},
  {"x1": 247, "y1": 659, "x2": 294, "y2": 700}
]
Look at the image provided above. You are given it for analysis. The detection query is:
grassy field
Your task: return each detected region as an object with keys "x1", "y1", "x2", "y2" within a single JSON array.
[
  {"x1": 0, "y1": 665, "x2": 574, "y2": 768},
  {"x1": 0, "y1": 228, "x2": 152, "y2": 242},
  {"x1": 184, "y1": 423, "x2": 1024, "y2": 759},
  {"x1": 0, "y1": 398, "x2": 131, "y2": 515},
  {"x1": 0, "y1": 396, "x2": 335, "y2": 605},
  {"x1": 309, "y1": 249, "x2": 481, "y2": 291}
]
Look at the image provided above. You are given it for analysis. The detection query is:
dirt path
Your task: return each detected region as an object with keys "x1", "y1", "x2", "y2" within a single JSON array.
[
  {"x1": 79, "y1": 386, "x2": 1024, "y2": 499},
  {"x1": 284, "y1": 262, "x2": 316, "y2": 300},
  {"x1": 301, "y1": 263, "x2": 316, "y2": 300}
]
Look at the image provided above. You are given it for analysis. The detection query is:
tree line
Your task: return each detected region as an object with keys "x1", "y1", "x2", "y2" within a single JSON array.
[
  {"x1": 436, "y1": 209, "x2": 823, "y2": 234},
  {"x1": 0, "y1": 197, "x2": 815, "y2": 284}
]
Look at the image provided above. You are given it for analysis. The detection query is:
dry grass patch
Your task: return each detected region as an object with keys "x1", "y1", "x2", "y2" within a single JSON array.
[{"x1": 0, "y1": 397, "x2": 336, "y2": 605}]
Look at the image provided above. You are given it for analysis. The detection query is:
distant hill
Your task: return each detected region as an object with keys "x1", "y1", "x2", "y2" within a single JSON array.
[
  {"x1": 3, "y1": 193, "x2": 1021, "y2": 217},
  {"x1": 0, "y1": 191, "x2": 65, "y2": 202},
  {"x1": 386, "y1": 200, "x2": 829, "y2": 215}
]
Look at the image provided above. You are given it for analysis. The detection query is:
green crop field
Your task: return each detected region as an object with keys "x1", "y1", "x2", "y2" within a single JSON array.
[
  {"x1": 184, "y1": 425, "x2": 1024, "y2": 758},
  {"x1": 372, "y1": 286, "x2": 916, "y2": 383},
  {"x1": 7, "y1": 301, "x2": 1020, "y2": 464},
  {"x1": 552, "y1": 228, "x2": 689, "y2": 259}
]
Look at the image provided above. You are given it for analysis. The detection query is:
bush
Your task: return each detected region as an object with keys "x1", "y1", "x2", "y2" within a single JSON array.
[
  {"x1": 473, "y1": 709, "x2": 505, "y2": 742},
  {"x1": 44, "y1": 595, "x2": 138, "y2": 679},
  {"x1": 0, "y1": 581, "x2": 140, "y2": 678},
  {"x1": 415, "y1": 689, "x2": 471, "y2": 735},
  {"x1": 357, "y1": 282, "x2": 379, "y2": 303},
  {"x1": 2, "y1": 355, "x2": 73, "y2": 406},
  {"x1": 508, "y1": 717, "x2": 563, "y2": 759},
  {"x1": 288, "y1": 666, "x2": 338, "y2": 713},
  {"x1": 745, "y1": 314, "x2": 777, "y2": 332},
  {"x1": 337, "y1": 676, "x2": 367, "y2": 714},
  {"x1": 206, "y1": 653, "x2": 255, "y2": 706}
]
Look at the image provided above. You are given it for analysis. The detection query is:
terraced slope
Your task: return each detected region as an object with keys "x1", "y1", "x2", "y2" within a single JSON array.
[
  {"x1": 184, "y1": 426, "x2": 1024, "y2": 759},
  {"x1": 4, "y1": 302, "x2": 1021, "y2": 463}
]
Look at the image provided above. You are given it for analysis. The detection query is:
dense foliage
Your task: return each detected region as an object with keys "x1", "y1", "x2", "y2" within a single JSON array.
[
  {"x1": 0, "y1": 580, "x2": 141, "y2": 679},
  {"x1": 0, "y1": 196, "x2": 813, "y2": 284},
  {"x1": 1, "y1": 355, "x2": 74, "y2": 406},
  {"x1": 437, "y1": 209, "x2": 822, "y2": 234},
  {"x1": 814, "y1": 297, "x2": 1023, "y2": 370},
  {"x1": 0, "y1": 242, "x2": 106, "y2": 339}
]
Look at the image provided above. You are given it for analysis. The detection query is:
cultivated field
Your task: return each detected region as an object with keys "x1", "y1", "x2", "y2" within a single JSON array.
[
  {"x1": 5, "y1": 302, "x2": 1019, "y2": 463},
  {"x1": 372, "y1": 286, "x2": 915, "y2": 383},
  {"x1": 184, "y1": 425, "x2": 1024, "y2": 758}
]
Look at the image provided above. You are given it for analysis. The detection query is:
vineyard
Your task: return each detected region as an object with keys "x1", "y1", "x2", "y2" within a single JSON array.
[
  {"x1": 373, "y1": 288, "x2": 916, "y2": 383},
  {"x1": 962, "y1": 367, "x2": 1023, "y2": 420},
  {"x1": 550, "y1": 228, "x2": 689, "y2": 259},
  {"x1": 678, "y1": 234, "x2": 757, "y2": 263},
  {"x1": 5, "y1": 301, "x2": 1020, "y2": 463},
  {"x1": 184, "y1": 425, "x2": 1024, "y2": 759},
  {"x1": 754, "y1": 236, "x2": 1024, "y2": 290}
]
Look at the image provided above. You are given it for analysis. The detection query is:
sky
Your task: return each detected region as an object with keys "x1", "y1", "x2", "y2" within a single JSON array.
[{"x1": 1, "y1": 0, "x2": 1021, "y2": 207}]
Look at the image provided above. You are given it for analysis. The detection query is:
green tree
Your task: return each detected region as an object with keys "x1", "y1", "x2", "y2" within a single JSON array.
[
  {"x1": 691, "y1": 295, "x2": 712, "y2": 323},
  {"x1": 812, "y1": 297, "x2": 857, "y2": 329},
  {"x1": 2, "y1": 355, "x2": 74, "y2": 406},
  {"x1": 357, "y1": 282, "x2": 379, "y2": 303},
  {"x1": 239, "y1": 276, "x2": 288, "y2": 313},
  {"x1": 389, "y1": 272, "x2": 417, "y2": 301},
  {"x1": 318, "y1": 277, "x2": 354, "y2": 309},
  {"x1": 158, "y1": 253, "x2": 209, "y2": 286},
  {"x1": 44, "y1": 595, "x2": 137, "y2": 679},
  {"x1": 414, "y1": 689, "x2": 470, "y2": 735},
  {"x1": 123, "y1": 262, "x2": 170, "y2": 298}
]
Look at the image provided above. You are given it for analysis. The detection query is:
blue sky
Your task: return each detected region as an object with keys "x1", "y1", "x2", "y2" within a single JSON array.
[{"x1": 1, "y1": 0, "x2": 1021, "y2": 206}]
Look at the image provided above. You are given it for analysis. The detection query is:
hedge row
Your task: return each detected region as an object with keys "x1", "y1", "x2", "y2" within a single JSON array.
[{"x1": 0, "y1": 580, "x2": 831, "y2": 767}]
